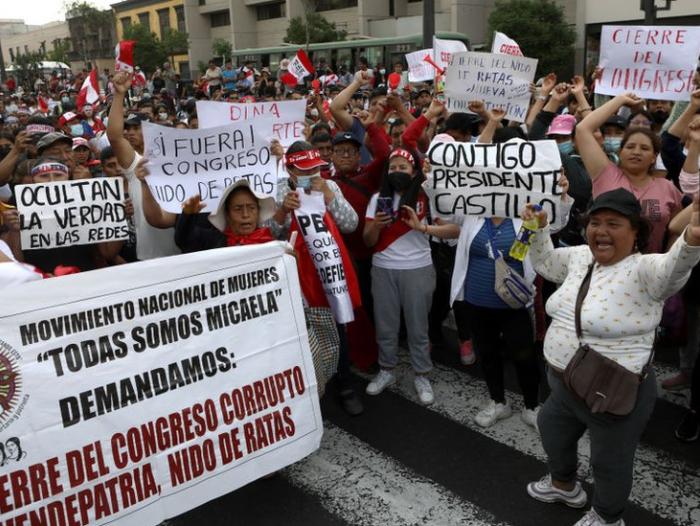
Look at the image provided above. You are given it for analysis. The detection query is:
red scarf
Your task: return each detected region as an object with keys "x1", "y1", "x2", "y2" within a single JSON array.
[
  {"x1": 224, "y1": 227, "x2": 274, "y2": 246},
  {"x1": 290, "y1": 212, "x2": 362, "y2": 311},
  {"x1": 374, "y1": 193, "x2": 429, "y2": 253}
]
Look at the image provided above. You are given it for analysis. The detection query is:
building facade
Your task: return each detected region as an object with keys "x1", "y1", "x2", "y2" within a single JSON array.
[
  {"x1": 66, "y1": 9, "x2": 118, "y2": 73},
  {"x1": 0, "y1": 21, "x2": 71, "y2": 67},
  {"x1": 112, "y1": 0, "x2": 190, "y2": 77}
]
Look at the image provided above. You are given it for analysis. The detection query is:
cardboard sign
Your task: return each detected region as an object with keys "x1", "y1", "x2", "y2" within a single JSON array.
[
  {"x1": 197, "y1": 100, "x2": 307, "y2": 147},
  {"x1": 295, "y1": 191, "x2": 354, "y2": 324},
  {"x1": 425, "y1": 139, "x2": 564, "y2": 223},
  {"x1": 492, "y1": 32, "x2": 523, "y2": 56},
  {"x1": 596, "y1": 25, "x2": 700, "y2": 101},
  {"x1": 0, "y1": 242, "x2": 322, "y2": 526},
  {"x1": 433, "y1": 37, "x2": 468, "y2": 72},
  {"x1": 16, "y1": 178, "x2": 129, "y2": 250},
  {"x1": 142, "y1": 121, "x2": 276, "y2": 213},
  {"x1": 445, "y1": 51, "x2": 538, "y2": 122},
  {"x1": 406, "y1": 49, "x2": 435, "y2": 83}
]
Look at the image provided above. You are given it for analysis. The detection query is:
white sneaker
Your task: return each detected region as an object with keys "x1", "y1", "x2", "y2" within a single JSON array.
[
  {"x1": 521, "y1": 407, "x2": 539, "y2": 430},
  {"x1": 527, "y1": 474, "x2": 588, "y2": 508},
  {"x1": 574, "y1": 509, "x2": 625, "y2": 526},
  {"x1": 366, "y1": 369, "x2": 396, "y2": 395},
  {"x1": 474, "y1": 400, "x2": 512, "y2": 427},
  {"x1": 414, "y1": 376, "x2": 434, "y2": 405}
]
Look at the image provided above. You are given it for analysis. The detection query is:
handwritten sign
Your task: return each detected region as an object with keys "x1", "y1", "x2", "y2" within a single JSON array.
[
  {"x1": 425, "y1": 139, "x2": 563, "y2": 223},
  {"x1": 406, "y1": 48, "x2": 435, "y2": 83},
  {"x1": 596, "y1": 25, "x2": 700, "y2": 101},
  {"x1": 445, "y1": 52, "x2": 538, "y2": 122},
  {"x1": 16, "y1": 178, "x2": 129, "y2": 250},
  {"x1": 196, "y1": 100, "x2": 306, "y2": 147},
  {"x1": 142, "y1": 121, "x2": 276, "y2": 213},
  {"x1": 0, "y1": 242, "x2": 322, "y2": 526}
]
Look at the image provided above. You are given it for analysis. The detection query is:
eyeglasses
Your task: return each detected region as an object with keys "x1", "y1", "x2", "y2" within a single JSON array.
[{"x1": 333, "y1": 148, "x2": 357, "y2": 157}]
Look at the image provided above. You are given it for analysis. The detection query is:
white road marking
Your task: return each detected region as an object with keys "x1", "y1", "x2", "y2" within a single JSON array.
[
  {"x1": 359, "y1": 357, "x2": 700, "y2": 526},
  {"x1": 283, "y1": 423, "x2": 512, "y2": 526}
]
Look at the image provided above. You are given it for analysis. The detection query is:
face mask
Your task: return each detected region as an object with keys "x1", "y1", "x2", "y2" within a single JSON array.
[
  {"x1": 296, "y1": 175, "x2": 317, "y2": 190},
  {"x1": 61, "y1": 97, "x2": 70, "y2": 105},
  {"x1": 158, "y1": 112, "x2": 168, "y2": 120},
  {"x1": 651, "y1": 110, "x2": 669, "y2": 125},
  {"x1": 379, "y1": 69, "x2": 386, "y2": 75},
  {"x1": 603, "y1": 137, "x2": 622, "y2": 154},
  {"x1": 388, "y1": 171, "x2": 413, "y2": 191},
  {"x1": 70, "y1": 124, "x2": 84, "y2": 137},
  {"x1": 557, "y1": 141, "x2": 575, "y2": 156}
]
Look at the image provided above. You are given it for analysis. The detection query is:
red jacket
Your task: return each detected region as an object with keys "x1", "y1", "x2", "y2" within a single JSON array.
[{"x1": 322, "y1": 122, "x2": 390, "y2": 260}]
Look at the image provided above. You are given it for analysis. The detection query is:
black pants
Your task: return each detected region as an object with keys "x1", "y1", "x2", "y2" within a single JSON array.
[
  {"x1": 466, "y1": 303, "x2": 539, "y2": 409},
  {"x1": 354, "y1": 256, "x2": 374, "y2": 322},
  {"x1": 336, "y1": 322, "x2": 352, "y2": 391}
]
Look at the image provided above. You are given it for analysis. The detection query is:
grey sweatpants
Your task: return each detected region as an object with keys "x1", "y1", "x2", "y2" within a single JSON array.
[
  {"x1": 538, "y1": 368, "x2": 657, "y2": 523},
  {"x1": 371, "y1": 265, "x2": 436, "y2": 374}
]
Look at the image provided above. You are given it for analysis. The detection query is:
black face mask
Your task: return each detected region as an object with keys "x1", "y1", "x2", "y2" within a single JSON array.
[
  {"x1": 651, "y1": 110, "x2": 669, "y2": 124},
  {"x1": 388, "y1": 171, "x2": 412, "y2": 191}
]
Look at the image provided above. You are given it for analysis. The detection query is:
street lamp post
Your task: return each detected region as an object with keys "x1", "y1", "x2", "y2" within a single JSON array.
[{"x1": 423, "y1": 0, "x2": 435, "y2": 50}]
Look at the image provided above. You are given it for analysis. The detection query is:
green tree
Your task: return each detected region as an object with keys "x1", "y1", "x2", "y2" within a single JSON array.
[
  {"x1": 123, "y1": 23, "x2": 168, "y2": 74},
  {"x1": 212, "y1": 38, "x2": 233, "y2": 62},
  {"x1": 161, "y1": 27, "x2": 189, "y2": 66},
  {"x1": 14, "y1": 50, "x2": 46, "y2": 88},
  {"x1": 64, "y1": 1, "x2": 114, "y2": 67},
  {"x1": 46, "y1": 40, "x2": 71, "y2": 65},
  {"x1": 284, "y1": 13, "x2": 347, "y2": 46},
  {"x1": 488, "y1": 0, "x2": 576, "y2": 79}
]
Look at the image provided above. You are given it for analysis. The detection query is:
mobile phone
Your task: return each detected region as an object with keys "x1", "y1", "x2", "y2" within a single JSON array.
[{"x1": 376, "y1": 196, "x2": 393, "y2": 218}]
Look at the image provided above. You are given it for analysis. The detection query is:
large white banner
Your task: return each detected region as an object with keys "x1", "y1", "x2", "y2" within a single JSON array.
[
  {"x1": 406, "y1": 48, "x2": 434, "y2": 83},
  {"x1": 16, "y1": 178, "x2": 129, "y2": 250},
  {"x1": 425, "y1": 139, "x2": 564, "y2": 223},
  {"x1": 0, "y1": 243, "x2": 323, "y2": 526},
  {"x1": 142, "y1": 121, "x2": 276, "y2": 213},
  {"x1": 196, "y1": 100, "x2": 307, "y2": 147},
  {"x1": 596, "y1": 25, "x2": 700, "y2": 101},
  {"x1": 445, "y1": 51, "x2": 538, "y2": 122}
]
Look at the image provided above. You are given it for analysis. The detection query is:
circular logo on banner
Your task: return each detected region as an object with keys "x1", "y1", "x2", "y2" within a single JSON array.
[{"x1": 0, "y1": 339, "x2": 22, "y2": 426}]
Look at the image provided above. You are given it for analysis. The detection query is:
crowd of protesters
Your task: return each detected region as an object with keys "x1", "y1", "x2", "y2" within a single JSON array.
[{"x1": 1, "y1": 48, "x2": 700, "y2": 526}]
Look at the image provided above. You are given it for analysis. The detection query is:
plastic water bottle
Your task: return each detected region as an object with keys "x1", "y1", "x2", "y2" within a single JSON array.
[{"x1": 509, "y1": 205, "x2": 542, "y2": 261}]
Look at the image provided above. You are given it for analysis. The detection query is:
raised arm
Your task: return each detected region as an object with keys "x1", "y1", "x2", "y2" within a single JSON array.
[
  {"x1": 329, "y1": 77, "x2": 367, "y2": 131},
  {"x1": 525, "y1": 73, "x2": 556, "y2": 129},
  {"x1": 134, "y1": 158, "x2": 177, "y2": 228},
  {"x1": 678, "y1": 117, "x2": 700, "y2": 194},
  {"x1": 521, "y1": 205, "x2": 577, "y2": 284},
  {"x1": 575, "y1": 93, "x2": 641, "y2": 180},
  {"x1": 668, "y1": 89, "x2": 700, "y2": 140},
  {"x1": 106, "y1": 72, "x2": 136, "y2": 170},
  {"x1": 0, "y1": 132, "x2": 31, "y2": 185},
  {"x1": 476, "y1": 104, "x2": 505, "y2": 144}
]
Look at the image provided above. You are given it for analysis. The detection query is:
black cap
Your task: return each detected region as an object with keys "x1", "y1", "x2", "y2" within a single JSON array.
[
  {"x1": 125, "y1": 113, "x2": 148, "y2": 126},
  {"x1": 36, "y1": 132, "x2": 72, "y2": 154},
  {"x1": 332, "y1": 132, "x2": 362, "y2": 147},
  {"x1": 589, "y1": 188, "x2": 641, "y2": 218},
  {"x1": 604, "y1": 115, "x2": 627, "y2": 130}
]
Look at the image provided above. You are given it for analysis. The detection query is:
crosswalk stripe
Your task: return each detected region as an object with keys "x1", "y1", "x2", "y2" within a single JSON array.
[
  {"x1": 282, "y1": 423, "x2": 513, "y2": 526},
  {"x1": 357, "y1": 359, "x2": 700, "y2": 526}
]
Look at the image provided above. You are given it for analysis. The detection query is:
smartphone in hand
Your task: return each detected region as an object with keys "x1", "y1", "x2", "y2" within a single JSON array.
[{"x1": 376, "y1": 196, "x2": 394, "y2": 218}]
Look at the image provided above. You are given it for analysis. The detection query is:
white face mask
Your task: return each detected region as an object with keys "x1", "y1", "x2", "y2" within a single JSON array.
[{"x1": 158, "y1": 112, "x2": 168, "y2": 120}]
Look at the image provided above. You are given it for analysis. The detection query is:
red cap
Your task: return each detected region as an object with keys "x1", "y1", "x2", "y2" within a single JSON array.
[{"x1": 285, "y1": 149, "x2": 326, "y2": 170}]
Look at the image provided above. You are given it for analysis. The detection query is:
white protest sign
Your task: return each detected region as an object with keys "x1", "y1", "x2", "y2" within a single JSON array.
[
  {"x1": 295, "y1": 191, "x2": 354, "y2": 324},
  {"x1": 445, "y1": 51, "x2": 538, "y2": 122},
  {"x1": 492, "y1": 32, "x2": 523, "y2": 56},
  {"x1": 425, "y1": 139, "x2": 564, "y2": 222},
  {"x1": 142, "y1": 121, "x2": 276, "y2": 213},
  {"x1": 16, "y1": 178, "x2": 129, "y2": 250},
  {"x1": 197, "y1": 99, "x2": 306, "y2": 147},
  {"x1": 433, "y1": 37, "x2": 468, "y2": 72},
  {"x1": 0, "y1": 242, "x2": 322, "y2": 526},
  {"x1": 406, "y1": 48, "x2": 434, "y2": 83},
  {"x1": 596, "y1": 25, "x2": 700, "y2": 101}
]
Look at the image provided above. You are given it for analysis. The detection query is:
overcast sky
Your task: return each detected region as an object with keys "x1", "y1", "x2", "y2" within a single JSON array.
[{"x1": 0, "y1": 0, "x2": 115, "y2": 26}]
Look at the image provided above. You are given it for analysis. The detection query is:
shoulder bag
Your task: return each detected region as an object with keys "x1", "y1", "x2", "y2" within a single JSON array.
[
  {"x1": 485, "y1": 221, "x2": 535, "y2": 310},
  {"x1": 563, "y1": 263, "x2": 653, "y2": 416}
]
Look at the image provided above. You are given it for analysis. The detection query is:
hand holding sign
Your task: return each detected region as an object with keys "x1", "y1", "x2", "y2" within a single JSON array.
[
  {"x1": 181, "y1": 195, "x2": 206, "y2": 215},
  {"x1": 282, "y1": 191, "x2": 301, "y2": 213},
  {"x1": 134, "y1": 157, "x2": 149, "y2": 183}
]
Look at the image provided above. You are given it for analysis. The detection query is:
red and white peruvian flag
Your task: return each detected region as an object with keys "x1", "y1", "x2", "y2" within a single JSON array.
[
  {"x1": 76, "y1": 69, "x2": 100, "y2": 110},
  {"x1": 287, "y1": 49, "x2": 315, "y2": 81},
  {"x1": 133, "y1": 69, "x2": 147, "y2": 87},
  {"x1": 115, "y1": 40, "x2": 136, "y2": 72},
  {"x1": 37, "y1": 95, "x2": 49, "y2": 114}
]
